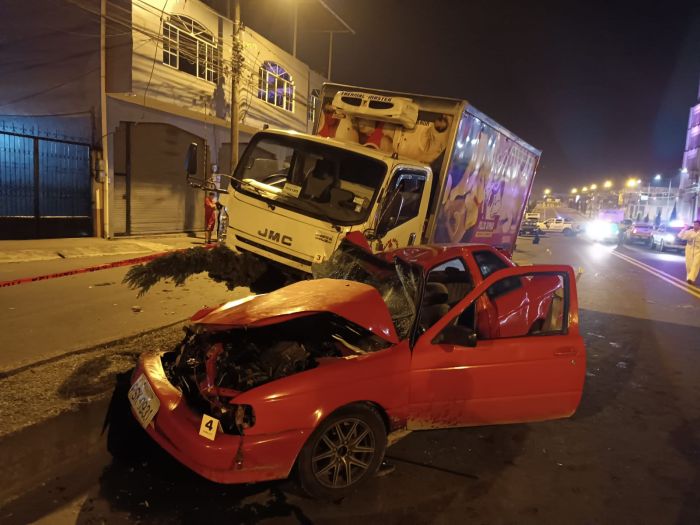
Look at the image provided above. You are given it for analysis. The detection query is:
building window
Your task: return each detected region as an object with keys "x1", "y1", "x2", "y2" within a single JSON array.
[
  {"x1": 308, "y1": 89, "x2": 320, "y2": 125},
  {"x1": 258, "y1": 61, "x2": 295, "y2": 112},
  {"x1": 162, "y1": 15, "x2": 218, "y2": 83}
]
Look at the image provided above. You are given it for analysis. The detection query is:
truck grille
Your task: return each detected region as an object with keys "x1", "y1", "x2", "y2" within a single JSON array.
[{"x1": 235, "y1": 235, "x2": 312, "y2": 267}]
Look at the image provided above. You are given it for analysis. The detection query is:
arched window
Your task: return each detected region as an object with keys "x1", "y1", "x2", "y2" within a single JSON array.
[
  {"x1": 163, "y1": 15, "x2": 218, "y2": 83},
  {"x1": 258, "y1": 62, "x2": 295, "y2": 112}
]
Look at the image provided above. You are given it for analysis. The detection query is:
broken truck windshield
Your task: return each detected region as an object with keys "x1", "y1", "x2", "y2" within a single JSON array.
[{"x1": 234, "y1": 133, "x2": 388, "y2": 225}]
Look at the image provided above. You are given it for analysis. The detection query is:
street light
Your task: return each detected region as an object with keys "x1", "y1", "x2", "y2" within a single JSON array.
[
  {"x1": 544, "y1": 188, "x2": 551, "y2": 195},
  {"x1": 626, "y1": 178, "x2": 639, "y2": 188},
  {"x1": 571, "y1": 188, "x2": 578, "y2": 194},
  {"x1": 654, "y1": 174, "x2": 662, "y2": 181},
  {"x1": 603, "y1": 180, "x2": 612, "y2": 188},
  {"x1": 590, "y1": 184, "x2": 598, "y2": 190},
  {"x1": 582, "y1": 186, "x2": 589, "y2": 192}
]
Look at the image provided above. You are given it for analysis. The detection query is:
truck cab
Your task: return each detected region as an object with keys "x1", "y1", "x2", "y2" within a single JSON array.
[{"x1": 221, "y1": 130, "x2": 432, "y2": 275}]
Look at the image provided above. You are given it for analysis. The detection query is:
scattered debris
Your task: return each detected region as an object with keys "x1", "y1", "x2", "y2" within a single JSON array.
[
  {"x1": 131, "y1": 305, "x2": 142, "y2": 313},
  {"x1": 586, "y1": 332, "x2": 606, "y2": 339},
  {"x1": 609, "y1": 342, "x2": 622, "y2": 348},
  {"x1": 616, "y1": 361, "x2": 628, "y2": 369},
  {"x1": 93, "y1": 282, "x2": 115, "y2": 287}
]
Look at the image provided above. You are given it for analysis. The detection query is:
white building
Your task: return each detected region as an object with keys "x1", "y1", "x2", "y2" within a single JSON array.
[
  {"x1": 680, "y1": 82, "x2": 700, "y2": 222},
  {"x1": 0, "y1": 0, "x2": 338, "y2": 238}
]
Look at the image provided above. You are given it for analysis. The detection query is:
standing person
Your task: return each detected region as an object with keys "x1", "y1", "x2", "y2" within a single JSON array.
[
  {"x1": 204, "y1": 192, "x2": 217, "y2": 244},
  {"x1": 678, "y1": 220, "x2": 700, "y2": 285}
]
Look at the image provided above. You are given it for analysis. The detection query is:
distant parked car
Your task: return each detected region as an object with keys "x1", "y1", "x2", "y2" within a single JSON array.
[
  {"x1": 537, "y1": 218, "x2": 578, "y2": 237},
  {"x1": 624, "y1": 223, "x2": 654, "y2": 245},
  {"x1": 649, "y1": 225, "x2": 688, "y2": 253},
  {"x1": 519, "y1": 220, "x2": 543, "y2": 237}
]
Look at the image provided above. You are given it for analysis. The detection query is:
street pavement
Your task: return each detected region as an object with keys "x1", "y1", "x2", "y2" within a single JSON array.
[
  {"x1": 0, "y1": 234, "x2": 249, "y2": 372},
  {"x1": 1, "y1": 234, "x2": 700, "y2": 524}
]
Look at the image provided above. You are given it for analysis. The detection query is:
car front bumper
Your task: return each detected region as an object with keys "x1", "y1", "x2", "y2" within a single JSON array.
[{"x1": 131, "y1": 351, "x2": 310, "y2": 484}]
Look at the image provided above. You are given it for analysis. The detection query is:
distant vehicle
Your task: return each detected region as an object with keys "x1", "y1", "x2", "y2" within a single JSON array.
[
  {"x1": 649, "y1": 225, "x2": 688, "y2": 253},
  {"x1": 624, "y1": 223, "x2": 653, "y2": 245},
  {"x1": 537, "y1": 218, "x2": 578, "y2": 236},
  {"x1": 525, "y1": 212, "x2": 541, "y2": 221},
  {"x1": 519, "y1": 220, "x2": 543, "y2": 237},
  {"x1": 585, "y1": 220, "x2": 619, "y2": 243}
]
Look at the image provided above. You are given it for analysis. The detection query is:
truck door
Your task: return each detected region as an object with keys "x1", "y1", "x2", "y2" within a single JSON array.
[{"x1": 374, "y1": 169, "x2": 429, "y2": 250}]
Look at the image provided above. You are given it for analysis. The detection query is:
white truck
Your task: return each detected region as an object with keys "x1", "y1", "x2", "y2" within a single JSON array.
[{"x1": 194, "y1": 84, "x2": 541, "y2": 280}]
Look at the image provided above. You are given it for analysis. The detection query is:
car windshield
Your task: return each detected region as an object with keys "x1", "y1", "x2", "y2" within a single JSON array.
[
  {"x1": 232, "y1": 133, "x2": 387, "y2": 225},
  {"x1": 312, "y1": 239, "x2": 421, "y2": 340}
]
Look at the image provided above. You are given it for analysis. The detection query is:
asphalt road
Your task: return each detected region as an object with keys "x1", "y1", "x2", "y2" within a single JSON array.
[
  {"x1": 0, "y1": 255, "x2": 249, "y2": 373},
  {"x1": 2, "y1": 235, "x2": 699, "y2": 524}
]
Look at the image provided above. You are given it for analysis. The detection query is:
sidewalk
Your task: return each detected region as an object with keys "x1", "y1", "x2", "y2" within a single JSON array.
[{"x1": 0, "y1": 233, "x2": 206, "y2": 265}]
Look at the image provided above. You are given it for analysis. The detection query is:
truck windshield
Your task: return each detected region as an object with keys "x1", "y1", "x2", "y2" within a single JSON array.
[{"x1": 233, "y1": 133, "x2": 387, "y2": 225}]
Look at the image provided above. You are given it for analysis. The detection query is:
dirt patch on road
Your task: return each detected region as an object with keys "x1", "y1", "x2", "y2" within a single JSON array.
[{"x1": 0, "y1": 324, "x2": 185, "y2": 439}]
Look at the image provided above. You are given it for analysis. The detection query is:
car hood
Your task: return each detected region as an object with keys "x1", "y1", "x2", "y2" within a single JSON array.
[{"x1": 192, "y1": 278, "x2": 400, "y2": 343}]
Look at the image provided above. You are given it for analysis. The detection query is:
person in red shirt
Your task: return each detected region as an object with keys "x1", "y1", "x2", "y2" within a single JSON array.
[{"x1": 204, "y1": 192, "x2": 217, "y2": 244}]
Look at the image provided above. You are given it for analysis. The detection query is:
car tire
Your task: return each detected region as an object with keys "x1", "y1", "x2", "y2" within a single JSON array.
[
  {"x1": 563, "y1": 228, "x2": 573, "y2": 237},
  {"x1": 297, "y1": 404, "x2": 387, "y2": 500},
  {"x1": 658, "y1": 240, "x2": 665, "y2": 253}
]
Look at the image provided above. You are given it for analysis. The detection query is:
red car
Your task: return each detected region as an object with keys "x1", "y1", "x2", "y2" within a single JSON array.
[{"x1": 128, "y1": 240, "x2": 586, "y2": 499}]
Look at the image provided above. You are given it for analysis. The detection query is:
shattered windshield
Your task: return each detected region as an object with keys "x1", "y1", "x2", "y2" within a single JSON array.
[
  {"x1": 233, "y1": 133, "x2": 387, "y2": 225},
  {"x1": 312, "y1": 240, "x2": 421, "y2": 340}
]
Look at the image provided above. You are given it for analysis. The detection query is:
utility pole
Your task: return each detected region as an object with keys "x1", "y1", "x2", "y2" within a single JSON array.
[
  {"x1": 100, "y1": 0, "x2": 111, "y2": 238},
  {"x1": 229, "y1": 0, "x2": 241, "y2": 176}
]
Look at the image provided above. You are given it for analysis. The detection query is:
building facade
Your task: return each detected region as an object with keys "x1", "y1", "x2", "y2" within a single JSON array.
[
  {"x1": 680, "y1": 81, "x2": 700, "y2": 222},
  {"x1": 0, "y1": 0, "x2": 327, "y2": 239}
]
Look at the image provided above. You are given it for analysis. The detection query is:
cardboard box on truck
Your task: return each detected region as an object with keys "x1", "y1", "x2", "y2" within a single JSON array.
[{"x1": 218, "y1": 84, "x2": 541, "y2": 277}]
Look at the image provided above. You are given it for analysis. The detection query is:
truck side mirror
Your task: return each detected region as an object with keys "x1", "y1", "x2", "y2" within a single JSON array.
[{"x1": 185, "y1": 143, "x2": 198, "y2": 176}]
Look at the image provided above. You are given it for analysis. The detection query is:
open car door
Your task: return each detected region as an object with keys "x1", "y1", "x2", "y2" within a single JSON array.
[{"x1": 408, "y1": 265, "x2": 585, "y2": 430}]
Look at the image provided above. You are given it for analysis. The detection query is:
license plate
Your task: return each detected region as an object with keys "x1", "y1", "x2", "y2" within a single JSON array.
[{"x1": 128, "y1": 374, "x2": 160, "y2": 428}]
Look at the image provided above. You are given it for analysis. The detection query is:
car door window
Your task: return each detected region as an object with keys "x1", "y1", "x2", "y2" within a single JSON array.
[
  {"x1": 419, "y1": 258, "x2": 473, "y2": 332},
  {"x1": 436, "y1": 271, "x2": 568, "y2": 344},
  {"x1": 472, "y1": 250, "x2": 521, "y2": 299}
]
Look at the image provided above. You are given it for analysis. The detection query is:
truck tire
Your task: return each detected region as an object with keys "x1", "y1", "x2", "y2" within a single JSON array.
[{"x1": 297, "y1": 404, "x2": 387, "y2": 500}]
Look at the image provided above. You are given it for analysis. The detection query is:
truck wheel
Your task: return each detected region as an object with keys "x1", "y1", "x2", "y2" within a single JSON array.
[{"x1": 297, "y1": 404, "x2": 387, "y2": 500}]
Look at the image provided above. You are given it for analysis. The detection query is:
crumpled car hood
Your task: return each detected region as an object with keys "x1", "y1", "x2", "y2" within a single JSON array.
[{"x1": 193, "y1": 278, "x2": 400, "y2": 343}]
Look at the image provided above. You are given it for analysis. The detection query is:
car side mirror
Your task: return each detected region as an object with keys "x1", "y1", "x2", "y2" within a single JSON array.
[{"x1": 185, "y1": 142, "x2": 198, "y2": 176}]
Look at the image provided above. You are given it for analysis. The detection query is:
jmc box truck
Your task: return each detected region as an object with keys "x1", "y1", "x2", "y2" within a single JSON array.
[{"x1": 212, "y1": 83, "x2": 541, "y2": 278}]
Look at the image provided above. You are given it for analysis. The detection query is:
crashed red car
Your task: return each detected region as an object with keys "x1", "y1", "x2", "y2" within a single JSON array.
[{"x1": 128, "y1": 241, "x2": 586, "y2": 499}]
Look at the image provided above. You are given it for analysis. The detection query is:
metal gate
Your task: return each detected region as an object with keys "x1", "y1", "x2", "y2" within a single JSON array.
[{"x1": 0, "y1": 130, "x2": 92, "y2": 239}]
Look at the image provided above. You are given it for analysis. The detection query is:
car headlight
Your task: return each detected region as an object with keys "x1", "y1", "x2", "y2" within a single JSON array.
[{"x1": 663, "y1": 234, "x2": 675, "y2": 242}]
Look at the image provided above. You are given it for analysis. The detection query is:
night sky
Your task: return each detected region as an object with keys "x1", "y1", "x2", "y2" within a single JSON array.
[{"x1": 242, "y1": 1, "x2": 700, "y2": 193}]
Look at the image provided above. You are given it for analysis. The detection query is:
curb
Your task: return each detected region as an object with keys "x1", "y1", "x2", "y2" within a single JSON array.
[{"x1": 0, "y1": 395, "x2": 111, "y2": 507}]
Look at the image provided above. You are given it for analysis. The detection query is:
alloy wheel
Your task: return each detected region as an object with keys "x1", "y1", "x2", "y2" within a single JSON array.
[{"x1": 311, "y1": 417, "x2": 376, "y2": 489}]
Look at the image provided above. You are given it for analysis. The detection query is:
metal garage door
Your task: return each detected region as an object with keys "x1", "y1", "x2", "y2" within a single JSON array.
[
  {"x1": 0, "y1": 130, "x2": 92, "y2": 239},
  {"x1": 113, "y1": 122, "x2": 206, "y2": 235}
]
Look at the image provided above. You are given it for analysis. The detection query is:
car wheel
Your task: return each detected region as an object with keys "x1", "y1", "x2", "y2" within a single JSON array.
[
  {"x1": 658, "y1": 240, "x2": 665, "y2": 252},
  {"x1": 297, "y1": 404, "x2": 387, "y2": 500},
  {"x1": 646, "y1": 237, "x2": 653, "y2": 248},
  {"x1": 563, "y1": 228, "x2": 572, "y2": 237}
]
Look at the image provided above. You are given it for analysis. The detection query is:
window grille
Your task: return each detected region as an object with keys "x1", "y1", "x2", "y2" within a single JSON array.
[
  {"x1": 162, "y1": 15, "x2": 218, "y2": 83},
  {"x1": 258, "y1": 61, "x2": 295, "y2": 112}
]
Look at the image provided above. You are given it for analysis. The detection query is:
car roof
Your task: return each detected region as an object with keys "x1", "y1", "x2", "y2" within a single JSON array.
[{"x1": 385, "y1": 243, "x2": 505, "y2": 269}]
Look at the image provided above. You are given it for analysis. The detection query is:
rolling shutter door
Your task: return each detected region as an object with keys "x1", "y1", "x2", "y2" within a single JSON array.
[{"x1": 129, "y1": 123, "x2": 205, "y2": 234}]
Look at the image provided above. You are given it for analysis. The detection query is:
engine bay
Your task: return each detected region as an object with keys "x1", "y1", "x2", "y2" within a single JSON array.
[{"x1": 162, "y1": 313, "x2": 391, "y2": 434}]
